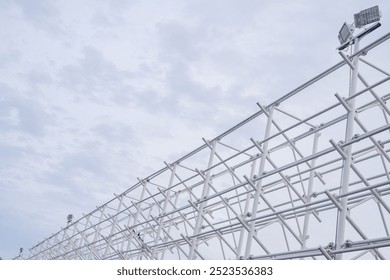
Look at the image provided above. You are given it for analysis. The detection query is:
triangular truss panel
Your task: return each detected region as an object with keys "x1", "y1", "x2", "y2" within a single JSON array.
[{"x1": 20, "y1": 31, "x2": 390, "y2": 260}]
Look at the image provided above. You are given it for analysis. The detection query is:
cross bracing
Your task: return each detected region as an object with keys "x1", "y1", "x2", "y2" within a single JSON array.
[{"x1": 22, "y1": 31, "x2": 390, "y2": 260}]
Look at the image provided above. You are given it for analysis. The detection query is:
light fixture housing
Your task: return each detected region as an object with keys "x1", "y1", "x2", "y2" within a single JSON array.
[
  {"x1": 354, "y1": 5, "x2": 381, "y2": 28},
  {"x1": 338, "y1": 22, "x2": 354, "y2": 44}
]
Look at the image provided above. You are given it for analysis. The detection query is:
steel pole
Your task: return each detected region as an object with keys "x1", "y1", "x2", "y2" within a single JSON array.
[
  {"x1": 335, "y1": 38, "x2": 360, "y2": 259},
  {"x1": 244, "y1": 106, "x2": 274, "y2": 259},
  {"x1": 189, "y1": 140, "x2": 217, "y2": 259},
  {"x1": 301, "y1": 131, "x2": 320, "y2": 251}
]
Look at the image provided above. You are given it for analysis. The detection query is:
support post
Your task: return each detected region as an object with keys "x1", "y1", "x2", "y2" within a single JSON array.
[
  {"x1": 189, "y1": 140, "x2": 217, "y2": 259},
  {"x1": 244, "y1": 106, "x2": 274, "y2": 259},
  {"x1": 301, "y1": 131, "x2": 321, "y2": 251},
  {"x1": 152, "y1": 163, "x2": 177, "y2": 259},
  {"x1": 335, "y1": 38, "x2": 360, "y2": 259}
]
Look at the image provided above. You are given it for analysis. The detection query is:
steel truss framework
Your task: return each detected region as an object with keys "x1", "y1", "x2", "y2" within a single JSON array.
[{"x1": 22, "y1": 31, "x2": 390, "y2": 260}]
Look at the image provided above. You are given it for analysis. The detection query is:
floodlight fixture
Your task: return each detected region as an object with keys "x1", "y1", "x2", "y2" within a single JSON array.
[
  {"x1": 338, "y1": 22, "x2": 354, "y2": 44},
  {"x1": 67, "y1": 214, "x2": 73, "y2": 224},
  {"x1": 354, "y1": 5, "x2": 381, "y2": 28}
]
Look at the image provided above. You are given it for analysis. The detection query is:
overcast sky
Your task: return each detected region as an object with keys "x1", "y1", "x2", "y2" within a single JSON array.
[{"x1": 1, "y1": 0, "x2": 390, "y2": 259}]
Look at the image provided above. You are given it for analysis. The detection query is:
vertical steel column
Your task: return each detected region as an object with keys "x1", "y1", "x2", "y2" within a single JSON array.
[
  {"x1": 244, "y1": 106, "x2": 274, "y2": 259},
  {"x1": 124, "y1": 181, "x2": 148, "y2": 258},
  {"x1": 189, "y1": 140, "x2": 217, "y2": 259},
  {"x1": 88, "y1": 205, "x2": 106, "y2": 259},
  {"x1": 301, "y1": 131, "x2": 320, "y2": 250},
  {"x1": 335, "y1": 38, "x2": 360, "y2": 259},
  {"x1": 102, "y1": 194, "x2": 124, "y2": 258},
  {"x1": 236, "y1": 156, "x2": 258, "y2": 259},
  {"x1": 160, "y1": 192, "x2": 181, "y2": 259},
  {"x1": 152, "y1": 163, "x2": 177, "y2": 259}
]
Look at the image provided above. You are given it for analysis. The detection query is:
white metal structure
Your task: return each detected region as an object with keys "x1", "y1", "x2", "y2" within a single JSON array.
[{"x1": 18, "y1": 24, "x2": 390, "y2": 260}]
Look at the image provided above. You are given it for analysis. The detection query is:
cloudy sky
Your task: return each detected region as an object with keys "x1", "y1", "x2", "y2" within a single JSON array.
[{"x1": 1, "y1": 0, "x2": 389, "y2": 259}]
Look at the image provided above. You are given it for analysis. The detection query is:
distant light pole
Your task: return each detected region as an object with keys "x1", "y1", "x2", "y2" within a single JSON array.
[
  {"x1": 335, "y1": 5, "x2": 381, "y2": 260},
  {"x1": 67, "y1": 214, "x2": 73, "y2": 225}
]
